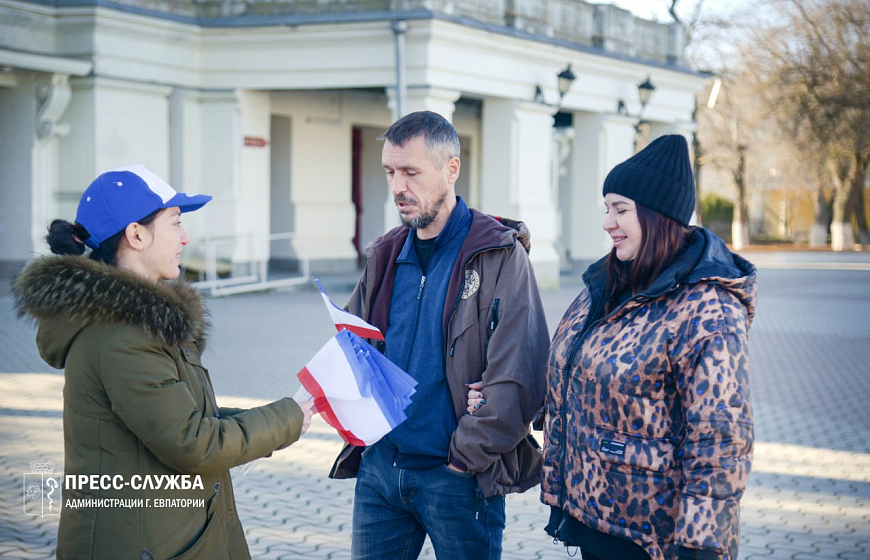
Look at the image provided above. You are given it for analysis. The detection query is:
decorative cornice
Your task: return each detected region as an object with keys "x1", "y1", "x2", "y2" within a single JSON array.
[
  {"x1": 0, "y1": 47, "x2": 92, "y2": 76},
  {"x1": 5, "y1": 0, "x2": 701, "y2": 75}
]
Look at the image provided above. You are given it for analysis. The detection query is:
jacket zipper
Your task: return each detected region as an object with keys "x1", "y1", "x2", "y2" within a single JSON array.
[
  {"x1": 403, "y1": 275, "x2": 426, "y2": 371},
  {"x1": 482, "y1": 298, "x2": 500, "y2": 369},
  {"x1": 393, "y1": 275, "x2": 426, "y2": 468},
  {"x1": 558, "y1": 329, "x2": 589, "y2": 508},
  {"x1": 199, "y1": 371, "x2": 220, "y2": 418},
  {"x1": 553, "y1": 516, "x2": 567, "y2": 544},
  {"x1": 557, "y1": 290, "x2": 642, "y2": 508}
]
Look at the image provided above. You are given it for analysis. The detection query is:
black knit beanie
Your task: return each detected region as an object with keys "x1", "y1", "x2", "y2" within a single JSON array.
[{"x1": 602, "y1": 134, "x2": 695, "y2": 226}]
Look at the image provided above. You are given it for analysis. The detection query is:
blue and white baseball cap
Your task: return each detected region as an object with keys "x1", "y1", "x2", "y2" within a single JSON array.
[{"x1": 76, "y1": 164, "x2": 212, "y2": 249}]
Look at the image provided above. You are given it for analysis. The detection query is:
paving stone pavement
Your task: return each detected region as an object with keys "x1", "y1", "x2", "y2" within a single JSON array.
[{"x1": 1, "y1": 251, "x2": 869, "y2": 559}]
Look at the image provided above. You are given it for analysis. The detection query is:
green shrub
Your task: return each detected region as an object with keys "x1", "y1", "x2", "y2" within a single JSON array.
[{"x1": 700, "y1": 194, "x2": 734, "y2": 224}]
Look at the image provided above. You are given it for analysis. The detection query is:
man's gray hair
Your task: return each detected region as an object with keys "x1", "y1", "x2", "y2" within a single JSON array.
[{"x1": 378, "y1": 111, "x2": 460, "y2": 167}]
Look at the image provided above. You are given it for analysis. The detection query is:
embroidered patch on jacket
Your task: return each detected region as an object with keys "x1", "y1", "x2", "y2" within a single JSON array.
[{"x1": 461, "y1": 270, "x2": 480, "y2": 300}]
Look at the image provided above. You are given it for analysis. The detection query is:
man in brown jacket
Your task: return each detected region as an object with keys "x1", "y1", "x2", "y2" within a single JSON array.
[{"x1": 329, "y1": 111, "x2": 549, "y2": 560}]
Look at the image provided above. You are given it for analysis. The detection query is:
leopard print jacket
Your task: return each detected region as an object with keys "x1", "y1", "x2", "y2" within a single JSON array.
[{"x1": 541, "y1": 228, "x2": 756, "y2": 560}]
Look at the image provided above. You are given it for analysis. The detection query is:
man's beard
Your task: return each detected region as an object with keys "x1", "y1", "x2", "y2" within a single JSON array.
[{"x1": 395, "y1": 191, "x2": 448, "y2": 230}]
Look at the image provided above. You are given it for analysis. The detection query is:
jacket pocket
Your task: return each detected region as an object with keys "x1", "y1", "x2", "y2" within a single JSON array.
[
  {"x1": 588, "y1": 428, "x2": 679, "y2": 533},
  {"x1": 487, "y1": 434, "x2": 542, "y2": 493},
  {"x1": 56, "y1": 501, "x2": 97, "y2": 560},
  {"x1": 482, "y1": 298, "x2": 500, "y2": 369},
  {"x1": 148, "y1": 484, "x2": 228, "y2": 560},
  {"x1": 441, "y1": 464, "x2": 475, "y2": 478},
  {"x1": 447, "y1": 304, "x2": 477, "y2": 361},
  {"x1": 591, "y1": 426, "x2": 677, "y2": 473},
  {"x1": 179, "y1": 344, "x2": 203, "y2": 368},
  {"x1": 162, "y1": 508, "x2": 228, "y2": 560}
]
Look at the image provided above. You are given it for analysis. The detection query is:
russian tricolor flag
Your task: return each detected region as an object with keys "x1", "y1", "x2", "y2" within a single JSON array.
[
  {"x1": 316, "y1": 279, "x2": 384, "y2": 341},
  {"x1": 297, "y1": 329, "x2": 416, "y2": 446}
]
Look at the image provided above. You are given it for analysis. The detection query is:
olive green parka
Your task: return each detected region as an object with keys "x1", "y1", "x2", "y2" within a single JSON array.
[{"x1": 14, "y1": 256, "x2": 304, "y2": 560}]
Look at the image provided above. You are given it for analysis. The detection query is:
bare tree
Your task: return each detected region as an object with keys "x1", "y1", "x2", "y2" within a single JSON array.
[
  {"x1": 695, "y1": 70, "x2": 769, "y2": 248},
  {"x1": 746, "y1": 0, "x2": 870, "y2": 250},
  {"x1": 664, "y1": 0, "x2": 725, "y2": 226},
  {"x1": 666, "y1": 0, "x2": 763, "y2": 239}
]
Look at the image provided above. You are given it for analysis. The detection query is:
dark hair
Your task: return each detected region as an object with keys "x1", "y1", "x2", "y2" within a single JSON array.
[
  {"x1": 378, "y1": 110, "x2": 460, "y2": 167},
  {"x1": 604, "y1": 203, "x2": 689, "y2": 313},
  {"x1": 46, "y1": 209, "x2": 163, "y2": 265}
]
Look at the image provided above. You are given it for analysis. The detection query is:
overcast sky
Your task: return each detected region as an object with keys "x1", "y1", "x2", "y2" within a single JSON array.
[
  {"x1": 602, "y1": 0, "x2": 746, "y2": 22},
  {"x1": 600, "y1": 0, "x2": 764, "y2": 71}
]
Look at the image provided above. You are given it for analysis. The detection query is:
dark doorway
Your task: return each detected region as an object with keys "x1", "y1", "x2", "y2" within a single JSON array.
[{"x1": 352, "y1": 127, "x2": 364, "y2": 267}]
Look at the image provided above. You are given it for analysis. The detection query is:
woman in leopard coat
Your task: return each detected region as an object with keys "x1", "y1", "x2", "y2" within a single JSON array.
[
  {"x1": 544, "y1": 136, "x2": 755, "y2": 560},
  {"x1": 471, "y1": 136, "x2": 755, "y2": 560}
]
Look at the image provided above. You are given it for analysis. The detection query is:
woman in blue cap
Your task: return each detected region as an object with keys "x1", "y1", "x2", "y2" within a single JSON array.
[
  {"x1": 469, "y1": 136, "x2": 756, "y2": 560},
  {"x1": 14, "y1": 165, "x2": 313, "y2": 560}
]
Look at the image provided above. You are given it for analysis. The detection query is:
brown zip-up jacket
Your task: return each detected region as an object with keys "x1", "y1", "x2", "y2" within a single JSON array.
[{"x1": 329, "y1": 209, "x2": 550, "y2": 497}]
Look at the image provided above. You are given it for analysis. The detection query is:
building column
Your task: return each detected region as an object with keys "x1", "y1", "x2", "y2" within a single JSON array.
[
  {"x1": 0, "y1": 53, "x2": 88, "y2": 268},
  {"x1": 57, "y1": 76, "x2": 172, "y2": 220},
  {"x1": 481, "y1": 98, "x2": 560, "y2": 288},
  {"x1": 288, "y1": 113, "x2": 358, "y2": 272},
  {"x1": 31, "y1": 73, "x2": 72, "y2": 256},
  {"x1": 235, "y1": 89, "x2": 272, "y2": 264},
  {"x1": 408, "y1": 87, "x2": 461, "y2": 120},
  {"x1": 566, "y1": 112, "x2": 637, "y2": 263},
  {"x1": 386, "y1": 86, "x2": 461, "y2": 121},
  {"x1": 553, "y1": 126, "x2": 574, "y2": 271},
  {"x1": 168, "y1": 88, "x2": 274, "y2": 268},
  {"x1": 173, "y1": 89, "x2": 239, "y2": 263},
  {"x1": 0, "y1": 72, "x2": 35, "y2": 267},
  {"x1": 169, "y1": 87, "x2": 205, "y2": 214}
]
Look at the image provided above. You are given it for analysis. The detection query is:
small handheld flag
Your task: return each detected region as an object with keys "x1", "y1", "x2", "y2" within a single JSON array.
[
  {"x1": 316, "y1": 279, "x2": 384, "y2": 341},
  {"x1": 297, "y1": 329, "x2": 416, "y2": 446}
]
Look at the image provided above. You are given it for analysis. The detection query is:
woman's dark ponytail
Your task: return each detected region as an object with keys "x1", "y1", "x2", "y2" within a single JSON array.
[
  {"x1": 45, "y1": 208, "x2": 163, "y2": 265},
  {"x1": 46, "y1": 220, "x2": 121, "y2": 264},
  {"x1": 46, "y1": 220, "x2": 89, "y2": 256}
]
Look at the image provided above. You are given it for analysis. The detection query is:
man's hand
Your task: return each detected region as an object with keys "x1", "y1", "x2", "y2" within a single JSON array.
[{"x1": 466, "y1": 381, "x2": 485, "y2": 414}]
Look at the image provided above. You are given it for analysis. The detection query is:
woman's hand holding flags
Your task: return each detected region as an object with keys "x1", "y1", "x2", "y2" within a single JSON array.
[
  {"x1": 295, "y1": 281, "x2": 415, "y2": 446},
  {"x1": 238, "y1": 281, "x2": 416, "y2": 476}
]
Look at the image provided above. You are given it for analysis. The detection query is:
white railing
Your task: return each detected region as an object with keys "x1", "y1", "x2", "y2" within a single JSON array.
[{"x1": 186, "y1": 231, "x2": 310, "y2": 296}]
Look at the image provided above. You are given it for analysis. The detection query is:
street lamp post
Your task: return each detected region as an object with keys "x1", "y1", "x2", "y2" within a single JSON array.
[
  {"x1": 534, "y1": 64, "x2": 577, "y2": 108},
  {"x1": 617, "y1": 76, "x2": 657, "y2": 151}
]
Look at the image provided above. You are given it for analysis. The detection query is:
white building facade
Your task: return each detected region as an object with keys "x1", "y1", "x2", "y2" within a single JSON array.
[{"x1": 0, "y1": 0, "x2": 707, "y2": 288}]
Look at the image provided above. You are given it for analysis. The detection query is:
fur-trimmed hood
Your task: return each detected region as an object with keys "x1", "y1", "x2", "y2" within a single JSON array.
[{"x1": 14, "y1": 256, "x2": 210, "y2": 367}]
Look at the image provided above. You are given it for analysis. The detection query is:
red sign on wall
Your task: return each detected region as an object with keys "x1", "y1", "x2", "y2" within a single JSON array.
[{"x1": 244, "y1": 136, "x2": 268, "y2": 148}]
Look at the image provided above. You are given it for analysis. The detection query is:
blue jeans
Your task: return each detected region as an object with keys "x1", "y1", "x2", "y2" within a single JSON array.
[{"x1": 352, "y1": 442, "x2": 506, "y2": 560}]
